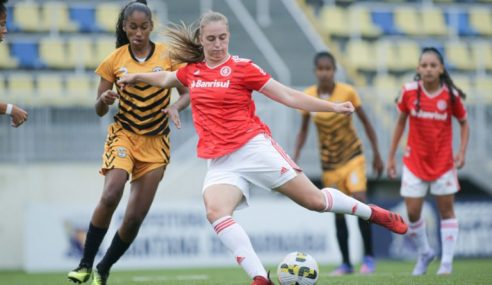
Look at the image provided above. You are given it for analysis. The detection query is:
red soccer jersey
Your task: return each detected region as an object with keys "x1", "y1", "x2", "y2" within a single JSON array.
[
  {"x1": 396, "y1": 81, "x2": 467, "y2": 181},
  {"x1": 176, "y1": 55, "x2": 272, "y2": 158}
]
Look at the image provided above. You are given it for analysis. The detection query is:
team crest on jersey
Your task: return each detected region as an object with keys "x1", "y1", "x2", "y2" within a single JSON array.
[
  {"x1": 118, "y1": 67, "x2": 128, "y2": 76},
  {"x1": 437, "y1": 100, "x2": 447, "y2": 111},
  {"x1": 153, "y1": 66, "x2": 163, "y2": 72},
  {"x1": 220, "y1": 66, "x2": 231, "y2": 77},
  {"x1": 117, "y1": 147, "x2": 127, "y2": 158}
]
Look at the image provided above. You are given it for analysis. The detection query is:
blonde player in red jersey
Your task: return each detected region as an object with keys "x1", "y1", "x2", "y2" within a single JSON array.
[
  {"x1": 387, "y1": 47, "x2": 469, "y2": 276},
  {"x1": 118, "y1": 11, "x2": 407, "y2": 285},
  {"x1": 67, "y1": 1, "x2": 189, "y2": 285},
  {"x1": 0, "y1": 0, "x2": 28, "y2": 127},
  {"x1": 294, "y1": 51, "x2": 383, "y2": 275}
]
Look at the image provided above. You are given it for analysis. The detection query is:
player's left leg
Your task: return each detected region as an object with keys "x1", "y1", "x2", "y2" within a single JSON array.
[
  {"x1": 93, "y1": 166, "x2": 165, "y2": 285},
  {"x1": 276, "y1": 173, "x2": 407, "y2": 234},
  {"x1": 435, "y1": 194, "x2": 458, "y2": 275}
]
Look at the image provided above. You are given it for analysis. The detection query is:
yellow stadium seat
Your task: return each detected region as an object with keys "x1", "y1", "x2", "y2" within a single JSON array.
[
  {"x1": 396, "y1": 41, "x2": 420, "y2": 71},
  {"x1": 451, "y1": 75, "x2": 472, "y2": 96},
  {"x1": 374, "y1": 41, "x2": 400, "y2": 72},
  {"x1": 66, "y1": 74, "x2": 96, "y2": 107},
  {"x1": 346, "y1": 40, "x2": 376, "y2": 72},
  {"x1": 319, "y1": 6, "x2": 349, "y2": 38},
  {"x1": 41, "y1": 2, "x2": 79, "y2": 32},
  {"x1": 373, "y1": 74, "x2": 401, "y2": 103},
  {"x1": 36, "y1": 74, "x2": 64, "y2": 106},
  {"x1": 39, "y1": 38, "x2": 71, "y2": 69},
  {"x1": 474, "y1": 76, "x2": 492, "y2": 102},
  {"x1": 394, "y1": 7, "x2": 420, "y2": 36},
  {"x1": 421, "y1": 7, "x2": 448, "y2": 36},
  {"x1": 445, "y1": 42, "x2": 475, "y2": 71},
  {"x1": 95, "y1": 37, "x2": 116, "y2": 64},
  {"x1": 67, "y1": 38, "x2": 96, "y2": 69},
  {"x1": 471, "y1": 41, "x2": 492, "y2": 71},
  {"x1": 13, "y1": 2, "x2": 43, "y2": 32},
  {"x1": 96, "y1": 3, "x2": 121, "y2": 32},
  {"x1": 8, "y1": 73, "x2": 34, "y2": 104},
  {"x1": 348, "y1": 7, "x2": 382, "y2": 38},
  {"x1": 469, "y1": 8, "x2": 492, "y2": 36},
  {"x1": 0, "y1": 44, "x2": 18, "y2": 69}
]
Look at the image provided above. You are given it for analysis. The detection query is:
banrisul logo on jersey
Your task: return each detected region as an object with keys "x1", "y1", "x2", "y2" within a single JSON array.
[{"x1": 190, "y1": 79, "x2": 230, "y2": 89}]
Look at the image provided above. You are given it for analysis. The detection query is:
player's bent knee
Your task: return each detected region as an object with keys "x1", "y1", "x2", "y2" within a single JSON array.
[{"x1": 303, "y1": 195, "x2": 326, "y2": 212}]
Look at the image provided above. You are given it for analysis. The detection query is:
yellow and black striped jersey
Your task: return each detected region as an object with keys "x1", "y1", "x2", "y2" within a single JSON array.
[
  {"x1": 96, "y1": 42, "x2": 179, "y2": 136},
  {"x1": 302, "y1": 83, "x2": 363, "y2": 170}
]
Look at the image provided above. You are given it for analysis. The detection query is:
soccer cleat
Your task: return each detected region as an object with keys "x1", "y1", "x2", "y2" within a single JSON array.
[
  {"x1": 359, "y1": 255, "x2": 376, "y2": 274},
  {"x1": 368, "y1": 205, "x2": 408, "y2": 234},
  {"x1": 330, "y1": 263, "x2": 354, "y2": 276},
  {"x1": 91, "y1": 270, "x2": 108, "y2": 285},
  {"x1": 412, "y1": 250, "x2": 436, "y2": 276},
  {"x1": 251, "y1": 271, "x2": 274, "y2": 285},
  {"x1": 67, "y1": 265, "x2": 92, "y2": 284},
  {"x1": 437, "y1": 262, "x2": 452, "y2": 275}
]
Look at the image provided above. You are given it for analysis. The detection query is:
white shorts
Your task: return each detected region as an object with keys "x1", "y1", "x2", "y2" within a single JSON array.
[
  {"x1": 203, "y1": 133, "x2": 301, "y2": 209},
  {"x1": 400, "y1": 165, "x2": 460, "y2": 198}
]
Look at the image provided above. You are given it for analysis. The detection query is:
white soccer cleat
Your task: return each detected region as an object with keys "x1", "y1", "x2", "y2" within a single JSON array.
[
  {"x1": 412, "y1": 250, "x2": 436, "y2": 276},
  {"x1": 437, "y1": 263, "x2": 453, "y2": 275}
]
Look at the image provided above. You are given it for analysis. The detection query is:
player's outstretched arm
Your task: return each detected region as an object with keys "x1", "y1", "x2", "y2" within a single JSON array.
[
  {"x1": 163, "y1": 86, "x2": 190, "y2": 129},
  {"x1": 387, "y1": 112, "x2": 408, "y2": 179},
  {"x1": 118, "y1": 71, "x2": 181, "y2": 89},
  {"x1": 261, "y1": 79, "x2": 354, "y2": 115}
]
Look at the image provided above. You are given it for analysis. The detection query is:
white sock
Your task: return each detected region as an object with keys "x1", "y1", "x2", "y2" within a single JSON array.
[
  {"x1": 212, "y1": 216, "x2": 267, "y2": 279},
  {"x1": 440, "y1": 218, "x2": 459, "y2": 264},
  {"x1": 408, "y1": 218, "x2": 432, "y2": 254},
  {"x1": 321, "y1": 188, "x2": 371, "y2": 220}
]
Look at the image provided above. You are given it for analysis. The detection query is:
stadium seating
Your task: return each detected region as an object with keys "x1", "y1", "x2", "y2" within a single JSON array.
[
  {"x1": 13, "y1": 2, "x2": 43, "y2": 32},
  {"x1": 319, "y1": 6, "x2": 349, "y2": 38},
  {"x1": 37, "y1": 74, "x2": 65, "y2": 106},
  {"x1": 67, "y1": 38, "x2": 98, "y2": 69},
  {"x1": 95, "y1": 37, "x2": 115, "y2": 64},
  {"x1": 348, "y1": 6, "x2": 382, "y2": 38},
  {"x1": 421, "y1": 7, "x2": 449, "y2": 37},
  {"x1": 394, "y1": 7, "x2": 420, "y2": 36},
  {"x1": 39, "y1": 38, "x2": 71, "y2": 69},
  {"x1": 445, "y1": 41, "x2": 475, "y2": 71},
  {"x1": 95, "y1": 3, "x2": 121, "y2": 32},
  {"x1": 346, "y1": 40, "x2": 377, "y2": 72},
  {"x1": 66, "y1": 73, "x2": 97, "y2": 106},
  {"x1": 0, "y1": 44, "x2": 18, "y2": 69},
  {"x1": 471, "y1": 41, "x2": 492, "y2": 71},
  {"x1": 41, "y1": 1, "x2": 79, "y2": 32},
  {"x1": 469, "y1": 8, "x2": 492, "y2": 36},
  {"x1": 8, "y1": 73, "x2": 34, "y2": 104}
]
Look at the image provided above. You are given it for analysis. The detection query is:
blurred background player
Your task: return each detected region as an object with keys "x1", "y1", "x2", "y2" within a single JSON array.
[
  {"x1": 387, "y1": 47, "x2": 469, "y2": 276},
  {"x1": 294, "y1": 51, "x2": 383, "y2": 275},
  {"x1": 118, "y1": 11, "x2": 407, "y2": 285},
  {"x1": 0, "y1": 0, "x2": 28, "y2": 127},
  {"x1": 67, "y1": 1, "x2": 189, "y2": 284}
]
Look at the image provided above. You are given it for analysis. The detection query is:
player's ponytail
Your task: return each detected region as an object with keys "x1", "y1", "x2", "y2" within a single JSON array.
[
  {"x1": 115, "y1": 0, "x2": 152, "y2": 48},
  {"x1": 167, "y1": 11, "x2": 228, "y2": 64}
]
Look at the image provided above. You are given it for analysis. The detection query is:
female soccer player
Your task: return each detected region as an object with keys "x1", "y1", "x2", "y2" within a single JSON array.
[
  {"x1": 0, "y1": 0, "x2": 28, "y2": 127},
  {"x1": 67, "y1": 1, "x2": 189, "y2": 284},
  {"x1": 118, "y1": 11, "x2": 407, "y2": 285},
  {"x1": 387, "y1": 47, "x2": 469, "y2": 276},
  {"x1": 293, "y1": 51, "x2": 383, "y2": 275}
]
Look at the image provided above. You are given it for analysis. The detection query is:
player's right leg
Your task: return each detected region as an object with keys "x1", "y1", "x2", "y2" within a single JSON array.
[
  {"x1": 276, "y1": 173, "x2": 408, "y2": 234},
  {"x1": 68, "y1": 169, "x2": 128, "y2": 283}
]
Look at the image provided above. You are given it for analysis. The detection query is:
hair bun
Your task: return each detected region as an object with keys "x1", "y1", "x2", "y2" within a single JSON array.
[
  {"x1": 1, "y1": 0, "x2": 8, "y2": 5},
  {"x1": 136, "y1": 0, "x2": 147, "y2": 5}
]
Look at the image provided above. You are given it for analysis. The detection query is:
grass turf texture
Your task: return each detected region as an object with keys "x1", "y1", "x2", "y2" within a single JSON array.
[{"x1": 1, "y1": 259, "x2": 490, "y2": 285}]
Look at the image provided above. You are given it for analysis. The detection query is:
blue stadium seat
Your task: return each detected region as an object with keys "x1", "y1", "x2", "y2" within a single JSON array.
[
  {"x1": 6, "y1": 6, "x2": 19, "y2": 32},
  {"x1": 70, "y1": 7, "x2": 99, "y2": 33},
  {"x1": 445, "y1": 11, "x2": 477, "y2": 36},
  {"x1": 372, "y1": 10, "x2": 400, "y2": 35},
  {"x1": 10, "y1": 41, "x2": 43, "y2": 69}
]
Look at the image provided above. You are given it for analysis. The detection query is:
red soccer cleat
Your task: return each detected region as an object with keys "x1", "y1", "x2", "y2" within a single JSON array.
[
  {"x1": 368, "y1": 204, "x2": 408, "y2": 234},
  {"x1": 251, "y1": 272, "x2": 275, "y2": 285}
]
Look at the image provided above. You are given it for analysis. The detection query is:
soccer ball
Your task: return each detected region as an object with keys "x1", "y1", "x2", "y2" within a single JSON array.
[{"x1": 277, "y1": 251, "x2": 319, "y2": 285}]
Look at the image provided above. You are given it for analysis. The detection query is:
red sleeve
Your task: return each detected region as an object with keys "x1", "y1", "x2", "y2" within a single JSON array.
[
  {"x1": 452, "y1": 95, "x2": 467, "y2": 121},
  {"x1": 241, "y1": 61, "x2": 271, "y2": 91},
  {"x1": 396, "y1": 88, "x2": 409, "y2": 113},
  {"x1": 176, "y1": 64, "x2": 191, "y2": 87}
]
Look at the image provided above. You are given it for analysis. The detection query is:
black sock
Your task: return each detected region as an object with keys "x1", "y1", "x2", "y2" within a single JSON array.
[
  {"x1": 335, "y1": 215, "x2": 351, "y2": 266},
  {"x1": 80, "y1": 223, "x2": 108, "y2": 268},
  {"x1": 96, "y1": 232, "x2": 131, "y2": 274},
  {"x1": 358, "y1": 218, "x2": 374, "y2": 257}
]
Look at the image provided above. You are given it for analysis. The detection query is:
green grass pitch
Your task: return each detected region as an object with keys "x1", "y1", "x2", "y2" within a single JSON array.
[{"x1": 1, "y1": 259, "x2": 491, "y2": 285}]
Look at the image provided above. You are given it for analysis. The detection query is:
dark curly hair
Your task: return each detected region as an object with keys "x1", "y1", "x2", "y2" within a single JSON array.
[{"x1": 0, "y1": 0, "x2": 8, "y2": 17}]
